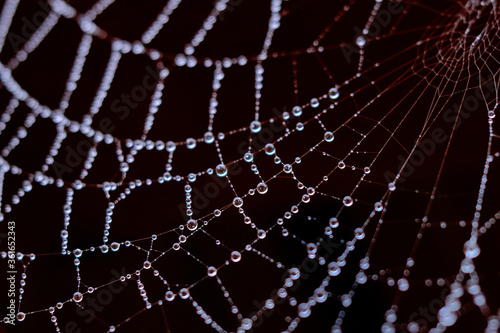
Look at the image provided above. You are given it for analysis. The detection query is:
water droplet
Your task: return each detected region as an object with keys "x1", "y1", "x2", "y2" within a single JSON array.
[
  {"x1": 187, "y1": 219, "x2": 198, "y2": 231},
  {"x1": 243, "y1": 152, "x2": 253, "y2": 163},
  {"x1": 341, "y1": 294, "x2": 352, "y2": 307},
  {"x1": 325, "y1": 226, "x2": 332, "y2": 235},
  {"x1": 385, "y1": 309, "x2": 397, "y2": 323},
  {"x1": 374, "y1": 201, "x2": 383, "y2": 211},
  {"x1": 324, "y1": 131, "x2": 334, "y2": 142},
  {"x1": 289, "y1": 267, "x2": 300, "y2": 280},
  {"x1": 17, "y1": 312, "x2": 25, "y2": 321},
  {"x1": 328, "y1": 262, "x2": 341, "y2": 276},
  {"x1": 397, "y1": 278, "x2": 409, "y2": 291},
  {"x1": 329, "y1": 86, "x2": 339, "y2": 100},
  {"x1": 73, "y1": 248, "x2": 82, "y2": 258},
  {"x1": 179, "y1": 288, "x2": 190, "y2": 299},
  {"x1": 464, "y1": 240, "x2": 480, "y2": 258},
  {"x1": 233, "y1": 197, "x2": 243, "y2": 207},
  {"x1": 307, "y1": 243, "x2": 317, "y2": 254},
  {"x1": 216, "y1": 164, "x2": 227, "y2": 177},
  {"x1": 207, "y1": 266, "x2": 217, "y2": 277},
  {"x1": 315, "y1": 288, "x2": 327, "y2": 303},
  {"x1": 265, "y1": 298, "x2": 275, "y2": 309},
  {"x1": 73, "y1": 292, "x2": 83, "y2": 303},
  {"x1": 407, "y1": 322, "x2": 420, "y2": 333},
  {"x1": 331, "y1": 325, "x2": 342, "y2": 333},
  {"x1": 110, "y1": 242, "x2": 120, "y2": 251},
  {"x1": 238, "y1": 55, "x2": 247, "y2": 65},
  {"x1": 204, "y1": 132, "x2": 214, "y2": 144},
  {"x1": 354, "y1": 227, "x2": 364, "y2": 239},
  {"x1": 343, "y1": 196, "x2": 353, "y2": 207},
  {"x1": 165, "y1": 291, "x2": 175, "y2": 301},
  {"x1": 250, "y1": 120, "x2": 262, "y2": 133},
  {"x1": 356, "y1": 35, "x2": 366, "y2": 47},
  {"x1": 256, "y1": 182, "x2": 268, "y2": 194},
  {"x1": 356, "y1": 272, "x2": 367, "y2": 284},
  {"x1": 292, "y1": 106, "x2": 302, "y2": 117},
  {"x1": 338, "y1": 161, "x2": 345, "y2": 169},
  {"x1": 381, "y1": 323, "x2": 395, "y2": 333},
  {"x1": 231, "y1": 251, "x2": 241, "y2": 262},
  {"x1": 166, "y1": 141, "x2": 176, "y2": 152},
  {"x1": 264, "y1": 143, "x2": 276, "y2": 155},
  {"x1": 311, "y1": 98, "x2": 319, "y2": 108},
  {"x1": 186, "y1": 138, "x2": 196, "y2": 149},
  {"x1": 257, "y1": 229, "x2": 266, "y2": 239},
  {"x1": 175, "y1": 54, "x2": 186, "y2": 66},
  {"x1": 359, "y1": 257, "x2": 370, "y2": 269},
  {"x1": 329, "y1": 217, "x2": 339, "y2": 228},
  {"x1": 241, "y1": 318, "x2": 253, "y2": 330},
  {"x1": 298, "y1": 302, "x2": 311, "y2": 318}
]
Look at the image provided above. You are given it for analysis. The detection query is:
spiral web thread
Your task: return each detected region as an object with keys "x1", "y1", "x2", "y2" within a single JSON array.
[{"x1": 0, "y1": 0, "x2": 499, "y2": 332}]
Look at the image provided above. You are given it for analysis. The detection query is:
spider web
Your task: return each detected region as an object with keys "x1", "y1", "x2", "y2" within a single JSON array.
[{"x1": 0, "y1": 0, "x2": 499, "y2": 332}]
